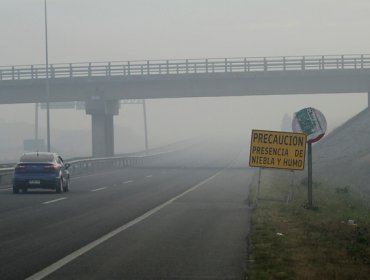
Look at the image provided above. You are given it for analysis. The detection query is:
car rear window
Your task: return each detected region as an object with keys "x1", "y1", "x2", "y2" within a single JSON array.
[{"x1": 20, "y1": 154, "x2": 54, "y2": 163}]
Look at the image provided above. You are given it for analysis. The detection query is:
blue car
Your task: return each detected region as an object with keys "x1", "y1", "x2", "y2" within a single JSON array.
[{"x1": 13, "y1": 152, "x2": 70, "y2": 194}]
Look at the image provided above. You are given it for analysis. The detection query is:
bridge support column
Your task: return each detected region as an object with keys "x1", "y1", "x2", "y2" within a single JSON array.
[{"x1": 85, "y1": 100, "x2": 120, "y2": 157}]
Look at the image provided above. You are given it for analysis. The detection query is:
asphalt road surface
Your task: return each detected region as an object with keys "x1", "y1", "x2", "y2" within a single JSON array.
[{"x1": 0, "y1": 139, "x2": 253, "y2": 280}]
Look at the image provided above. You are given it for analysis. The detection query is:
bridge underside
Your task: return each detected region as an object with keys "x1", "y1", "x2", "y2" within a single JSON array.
[{"x1": 1, "y1": 69, "x2": 370, "y2": 157}]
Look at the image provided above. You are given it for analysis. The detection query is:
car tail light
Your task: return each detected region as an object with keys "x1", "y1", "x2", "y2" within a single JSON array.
[
  {"x1": 43, "y1": 164, "x2": 59, "y2": 171},
  {"x1": 15, "y1": 164, "x2": 26, "y2": 171}
]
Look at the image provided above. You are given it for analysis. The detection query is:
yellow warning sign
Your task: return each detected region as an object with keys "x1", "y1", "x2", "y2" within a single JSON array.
[{"x1": 249, "y1": 130, "x2": 307, "y2": 171}]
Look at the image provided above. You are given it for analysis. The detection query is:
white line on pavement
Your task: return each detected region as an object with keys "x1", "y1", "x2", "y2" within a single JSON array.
[
  {"x1": 122, "y1": 180, "x2": 133, "y2": 184},
  {"x1": 146, "y1": 175, "x2": 153, "y2": 178},
  {"x1": 91, "y1": 187, "x2": 107, "y2": 192},
  {"x1": 26, "y1": 168, "x2": 226, "y2": 280},
  {"x1": 42, "y1": 197, "x2": 67, "y2": 205}
]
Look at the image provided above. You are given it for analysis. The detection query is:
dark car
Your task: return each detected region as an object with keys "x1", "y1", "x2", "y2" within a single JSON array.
[{"x1": 12, "y1": 152, "x2": 70, "y2": 194}]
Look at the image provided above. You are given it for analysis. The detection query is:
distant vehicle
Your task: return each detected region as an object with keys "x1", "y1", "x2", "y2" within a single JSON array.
[{"x1": 12, "y1": 152, "x2": 70, "y2": 194}]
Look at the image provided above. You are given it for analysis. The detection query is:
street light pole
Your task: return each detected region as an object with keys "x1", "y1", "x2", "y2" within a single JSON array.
[
  {"x1": 143, "y1": 99, "x2": 149, "y2": 154},
  {"x1": 44, "y1": 0, "x2": 51, "y2": 152},
  {"x1": 35, "y1": 103, "x2": 39, "y2": 148}
]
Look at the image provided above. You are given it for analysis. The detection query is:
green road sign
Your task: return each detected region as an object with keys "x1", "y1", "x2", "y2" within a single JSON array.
[
  {"x1": 295, "y1": 109, "x2": 316, "y2": 135},
  {"x1": 293, "y1": 107, "x2": 327, "y2": 144}
]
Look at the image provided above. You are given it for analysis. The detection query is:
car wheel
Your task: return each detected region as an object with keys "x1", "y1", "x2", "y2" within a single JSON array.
[
  {"x1": 22, "y1": 187, "x2": 28, "y2": 194},
  {"x1": 13, "y1": 186, "x2": 19, "y2": 194},
  {"x1": 63, "y1": 179, "x2": 69, "y2": 192},
  {"x1": 56, "y1": 178, "x2": 63, "y2": 194}
]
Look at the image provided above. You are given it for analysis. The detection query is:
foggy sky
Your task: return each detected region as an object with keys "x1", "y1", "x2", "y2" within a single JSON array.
[
  {"x1": 2, "y1": 0, "x2": 370, "y2": 64},
  {"x1": 0, "y1": 0, "x2": 369, "y2": 159}
]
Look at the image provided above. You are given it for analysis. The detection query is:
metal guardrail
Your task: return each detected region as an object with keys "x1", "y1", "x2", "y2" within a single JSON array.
[
  {"x1": 0, "y1": 151, "x2": 173, "y2": 187},
  {"x1": 0, "y1": 54, "x2": 370, "y2": 81},
  {"x1": 0, "y1": 167, "x2": 14, "y2": 186}
]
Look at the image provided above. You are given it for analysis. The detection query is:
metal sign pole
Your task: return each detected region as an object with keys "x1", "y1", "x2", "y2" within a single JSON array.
[
  {"x1": 293, "y1": 107, "x2": 327, "y2": 209},
  {"x1": 307, "y1": 142, "x2": 313, "y2": 208},
  {"x1": 45, "y1": 0, "x2": 51, "y2": 152}
]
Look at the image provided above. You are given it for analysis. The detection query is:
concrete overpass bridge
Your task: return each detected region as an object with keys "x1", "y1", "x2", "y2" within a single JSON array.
[{"x1": 1, "y1": 54, "x2": 370, "y2": 157}]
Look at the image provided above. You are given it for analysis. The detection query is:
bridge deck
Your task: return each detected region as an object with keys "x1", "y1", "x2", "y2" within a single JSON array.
[{"x1": 1, "y1": 54, "x2": 370, "y2": 81}]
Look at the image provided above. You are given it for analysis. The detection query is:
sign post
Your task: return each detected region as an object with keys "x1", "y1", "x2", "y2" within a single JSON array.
[
  {"x1": 307, "y1": 142, "x2": 313, "y2": 207},
  {"x1": 249, "y1": 129, "x2": 307, "y2": 203},
  {"x1": 292, "y1": 107, "x2": 327, "y2": 208}
]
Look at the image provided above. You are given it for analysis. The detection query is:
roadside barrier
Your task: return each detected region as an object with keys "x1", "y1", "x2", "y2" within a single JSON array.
[{"x1": 0, "y1": 150, "x2": 176, "y2": 187}]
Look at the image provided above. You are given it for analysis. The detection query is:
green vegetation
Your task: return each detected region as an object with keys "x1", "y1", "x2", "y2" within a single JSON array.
[{"x1": 247, "y1": 169, "x2": 370, "y2": 280}]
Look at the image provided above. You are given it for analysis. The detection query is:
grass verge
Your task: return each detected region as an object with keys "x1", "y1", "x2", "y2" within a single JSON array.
[{"x1": 247, "y1": 169, "x2": 370, "y2": 280}]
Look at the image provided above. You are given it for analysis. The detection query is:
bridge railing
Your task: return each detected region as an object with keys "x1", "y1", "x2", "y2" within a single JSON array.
[{"x1": 1, "y1": 54, "x2": 370, "y2": 81}]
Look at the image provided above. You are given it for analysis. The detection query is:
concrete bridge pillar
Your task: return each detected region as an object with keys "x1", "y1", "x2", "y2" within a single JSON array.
[{"x1": 85, "y1": 100, "x2": 120, "y2": 157}]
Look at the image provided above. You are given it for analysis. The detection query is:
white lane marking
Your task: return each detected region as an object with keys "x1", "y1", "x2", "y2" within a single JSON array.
[
  {"x1": 146, "y1": 175, "x2": 153, "y2": 178},
  {"x1": 42, "y1": 197, "x2": 67, "y2": 205},
  {"x1": 91, "y1": 187, "x2": 107, "y2": 192},
  {"x1": 0, "y1": 188, "x2": 12, "y2": 191},
  {"x1": 26, "y1": 168, "x2": 225, "y2": 280},
  {"x1": 122, "y1": 180, "x2": 133, "y2": 184}
]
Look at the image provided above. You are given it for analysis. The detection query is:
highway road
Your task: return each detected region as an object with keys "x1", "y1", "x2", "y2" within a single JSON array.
[{"x1": 0, "y1": 139, "x2": 253, "y2": 280}]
